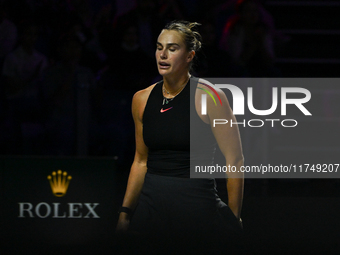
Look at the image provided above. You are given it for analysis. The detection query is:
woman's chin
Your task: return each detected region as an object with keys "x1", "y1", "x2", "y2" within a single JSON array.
[{"x1": 158, "y1": 69, "x2": 171, "y2": 76}]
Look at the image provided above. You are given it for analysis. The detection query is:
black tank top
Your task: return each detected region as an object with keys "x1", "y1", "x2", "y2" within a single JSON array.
[{"x1": 143, "y1": 77, "x2": 217, "y2": 178}]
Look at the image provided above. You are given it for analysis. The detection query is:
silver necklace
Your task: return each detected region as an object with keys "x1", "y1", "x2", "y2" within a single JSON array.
[
  {"x1": 162, "y1": 77, "x2": 189, "y2": 105},
  {"x1": 162, "y1": 96, "x2": 174, "y2": 105}
]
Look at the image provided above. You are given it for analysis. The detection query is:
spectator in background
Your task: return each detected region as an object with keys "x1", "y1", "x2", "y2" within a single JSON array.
[
  {"x1": 208, "y1": 0, "x2": 238, "y2": 42},
  {"x1": 114, "y1": 0, "x2": 165, "y2": 58},
  {"x1": 67, "y1": 0, "x2": 93, "y2": 28},
  {"x1": 0, "y1": 2, "x2": 18, "y2": 154},
  {"x1": 219, "y1": 0, "x2": 278, "y2": 77},
  {"x1": 108, "y1": 24, "x2": 156, "y2": 92},
  {"x1": 92, "y1": 23, "x2": 156, "y2": 162},
  {"x1": 0, "y1": 3, "x2": 17, "y2": 66},
  {"x1": 2, "y1": 21, "x2": 48, "y2": 154},
  {"x1": 157, "y1": 0, "x2": 184, "y2": 22},
  {"x1": 42, "y1": 36, "x2": 96, "y2": 156},
  {"x1": 195, "y1": 21, "x2": 245, "y2": 77},
  {"x1": 93, "y1": 3, "x2": 116, "y2": 57},
  {"x1": 65, "y1": 15, "x2": 107, "y2": 74},
  {"x1": 2, "y1": 22, "x2": 48, "y2": 107}
]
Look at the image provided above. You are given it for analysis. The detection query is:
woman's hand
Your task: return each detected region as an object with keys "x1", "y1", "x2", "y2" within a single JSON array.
[
  {"x1": 116, "y1": 212, "x2": 130, "y2": 234},
  {"x1": 115, "y1": 86, "x2": 153, "y2": 235}
]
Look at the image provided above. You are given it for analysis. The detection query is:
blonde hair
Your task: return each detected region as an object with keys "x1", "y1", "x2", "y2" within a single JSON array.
[{"x1": 164, "y1": 20, "x2": 202, "y2": 70}]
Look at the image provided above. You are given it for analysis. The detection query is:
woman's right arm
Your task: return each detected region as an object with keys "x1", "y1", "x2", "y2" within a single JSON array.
[{"x1": 116, "y1": 87, "x2": 152, "y2": 233}]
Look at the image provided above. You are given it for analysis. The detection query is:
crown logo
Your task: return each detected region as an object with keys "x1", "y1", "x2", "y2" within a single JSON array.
[{"x1": 47, "y1": 170, "x2": 72, "y2": 197}]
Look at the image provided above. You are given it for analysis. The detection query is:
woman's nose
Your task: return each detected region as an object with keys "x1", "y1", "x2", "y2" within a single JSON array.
[{"x1": 160, "y1": 50, "x2": 167, "y2": 59}]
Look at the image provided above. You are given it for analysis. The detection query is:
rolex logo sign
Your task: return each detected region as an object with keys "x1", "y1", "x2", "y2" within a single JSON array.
[
  {"x1": 18, "y1": 169, "x2": 100, "y2": 219},
  {"x1": 5, "y1": 158, "x2": 118, "y2": 254},
  {"x1": 47, "y1": 170, "x2": 72, "y2": 197}
]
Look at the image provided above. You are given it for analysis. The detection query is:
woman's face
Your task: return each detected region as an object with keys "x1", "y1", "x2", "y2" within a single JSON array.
[{"x1": 155, "y1": 29, "x2": 193, "y2": 77}]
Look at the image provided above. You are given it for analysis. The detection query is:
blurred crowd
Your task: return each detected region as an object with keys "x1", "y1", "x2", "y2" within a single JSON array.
[{"x1": 0, "y1": 0, "x2": 284, "y2": 162}]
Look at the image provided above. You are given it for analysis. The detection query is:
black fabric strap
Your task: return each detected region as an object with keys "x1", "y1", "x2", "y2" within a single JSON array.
[{"x1": 118, "y1": 206, "x2": 133, "y2": 216}]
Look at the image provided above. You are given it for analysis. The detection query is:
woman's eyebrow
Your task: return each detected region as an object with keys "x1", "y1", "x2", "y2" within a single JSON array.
[{"x1": 156, "y1": 42, "x2": 180, "y2": 47}]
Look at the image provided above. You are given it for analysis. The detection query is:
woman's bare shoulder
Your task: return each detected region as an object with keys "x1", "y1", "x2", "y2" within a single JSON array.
[
  {"x1": 198, "y1": 78, "x2": 222, "y2": 95},
  {"x1": 133, "y1": 83, "x2": 157, "y2": 104},
  {"x1": 132, "y1": 83, "x2": 158, "y2": 120},
  {"x1": 197, "y1": 78, "x2": 214, "y2": 88},
  {"x1": 197, "y1": 78, "x2": 228, "y2": 99}
]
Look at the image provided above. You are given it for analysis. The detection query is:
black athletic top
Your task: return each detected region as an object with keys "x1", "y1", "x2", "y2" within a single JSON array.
[{"x1": 143, "y1": 77, "x2": 217, "y2": 178}]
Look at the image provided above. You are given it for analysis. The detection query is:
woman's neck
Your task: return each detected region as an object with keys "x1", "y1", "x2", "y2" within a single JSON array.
[{"x1": 163, "y1": 72, "x2": 190, "y2": 93}]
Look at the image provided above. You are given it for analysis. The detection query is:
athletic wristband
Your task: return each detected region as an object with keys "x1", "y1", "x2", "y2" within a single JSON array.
[{"x1": 118, "y1": 206, "x2": 133, "y2": 216}]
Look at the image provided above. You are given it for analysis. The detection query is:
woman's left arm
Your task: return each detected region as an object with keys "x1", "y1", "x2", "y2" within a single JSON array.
[{"x1": 204, "y1": 81, "x2": 244, "y2": 220}]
